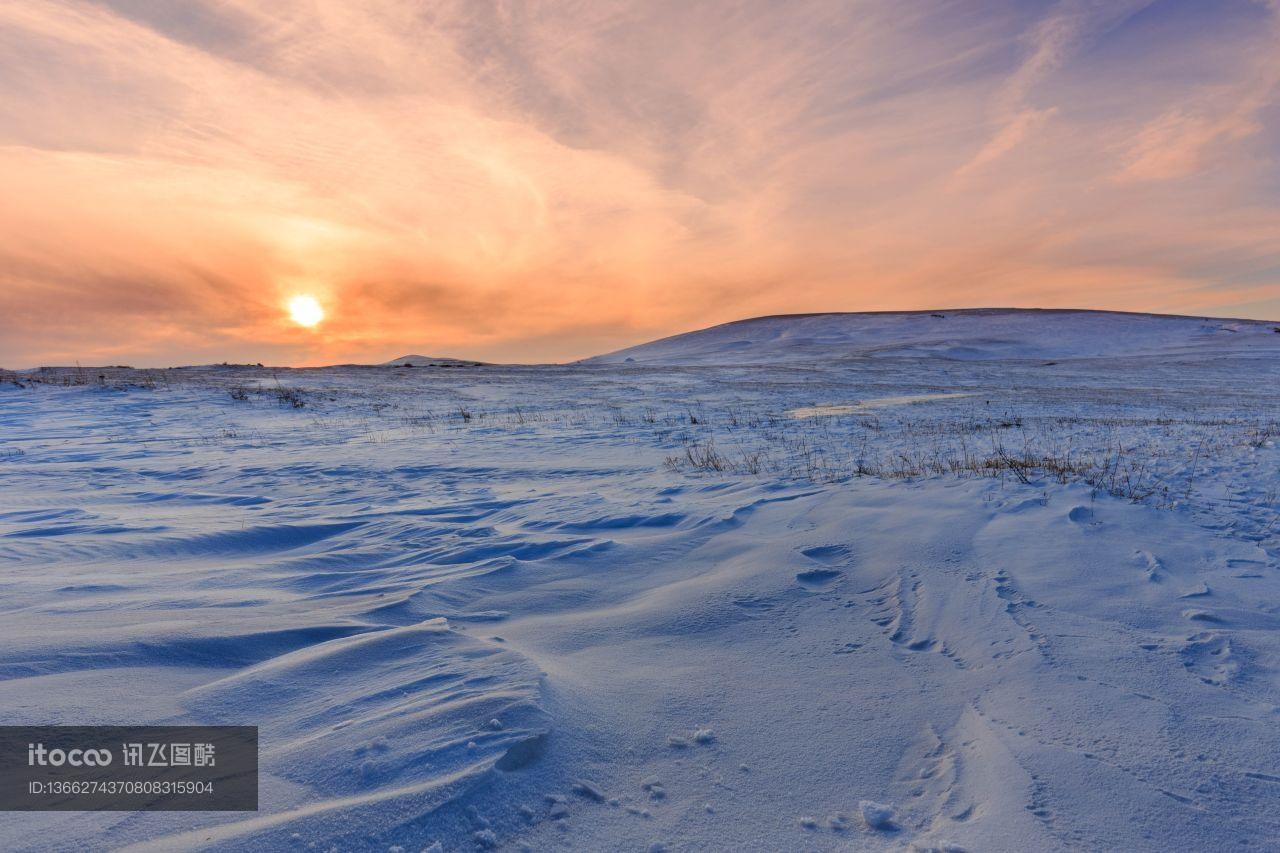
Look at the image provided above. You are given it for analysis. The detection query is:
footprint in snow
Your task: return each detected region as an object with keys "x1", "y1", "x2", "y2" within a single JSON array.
[
  {"x1": 859, "y1": 800, "x2": 897, "y2": 831},
  {"x1": 572, "y1": 779, "x2": 606, "y2": 802},
  {"x1": 1183, "y1": 608, "x2": 1223, "y2": 623},
  {"x1": 1133, "y1": 550, "x2": 1163, "y2": 582},
  {"x1": 1068, "y1": 505, "x2": 1096, "y2": 525},
  {"x1": 642, "y1": 777, "x2": 666, "y2": 800},
  {"x1": 545, "y1": 794, "x2": 570, "y2": 820},
  {"x1": 800, "y1": 544, "x2": 854, "y2": 564},
  {"x1": 797, "y1": 544, "x2": 850, "y2": 587},
  {"x1": 796, "y1": 568, "x2": 842, "y2": 587},
  {"x1": 1179, "y1": 582, "x2": 1211, "y2": 598},
  {"x1": 668, "y1": 727, "x2": 715, "y2": 748}
]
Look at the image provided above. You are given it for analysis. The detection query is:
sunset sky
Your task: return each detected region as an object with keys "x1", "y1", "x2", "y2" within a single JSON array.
[{"x1": 3, "y1": 1, "x2": 1279, "y2": 366}]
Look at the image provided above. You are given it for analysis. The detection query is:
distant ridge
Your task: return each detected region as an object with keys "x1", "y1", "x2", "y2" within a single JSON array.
[
  {"x1": 705, "y1": 306, "x2": 1275, "y2": 327},
  {"x1": 382, "y1": 354, "x2": 487, "y2": 367},
  {"x1": 581, "y1": 308, "x2": 1280, "y2": 366}
]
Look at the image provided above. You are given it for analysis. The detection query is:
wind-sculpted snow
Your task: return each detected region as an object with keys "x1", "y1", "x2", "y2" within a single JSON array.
[
  {"x1": 143, "y1": 622, "x2": 551, "y2": 850},
  {"x1": 1, "y1": 323, "x2": 1278, "y2": 850}
]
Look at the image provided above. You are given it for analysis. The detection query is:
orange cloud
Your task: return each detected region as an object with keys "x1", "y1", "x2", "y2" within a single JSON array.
[{"x1": 0, "y1": 0, "x2": 1277, "y2": 367}]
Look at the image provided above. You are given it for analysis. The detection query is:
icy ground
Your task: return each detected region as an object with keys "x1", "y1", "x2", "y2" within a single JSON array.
[{"x1": 1, "y1": 311, "x2": 1279, "y2": 851}]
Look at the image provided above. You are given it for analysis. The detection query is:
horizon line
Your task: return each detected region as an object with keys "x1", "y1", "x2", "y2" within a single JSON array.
[{"x1": 6, "y1": 306, "x2": 1278, "y2": 373}]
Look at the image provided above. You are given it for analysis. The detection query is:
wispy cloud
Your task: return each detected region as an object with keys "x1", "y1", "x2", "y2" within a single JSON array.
[
  {"x1": 0, "y1": 0, "x2": 1277, "y2": 366},
  {"x1": 955, "y1": 0, "x2": 1156, "y2": 179},
  {"x1": 954, "y1": 106, "x2": 1058, "y2": 179},
  {"x1": 1119, "y1": 5, "x2": 1280, "y2": 182}
]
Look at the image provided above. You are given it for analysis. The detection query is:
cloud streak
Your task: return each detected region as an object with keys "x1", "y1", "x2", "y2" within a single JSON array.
[{"x1": 0, "y1": 0, "x2": 1278, "y2": 366}]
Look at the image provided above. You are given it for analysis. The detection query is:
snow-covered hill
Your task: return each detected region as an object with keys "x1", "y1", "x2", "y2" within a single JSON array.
[
  {"x1": 381, "y1": 354, "x2": 486, "y2": 367},
  {"x1": 584, "y1": 308, "x2": 1280, "y2": 365}
]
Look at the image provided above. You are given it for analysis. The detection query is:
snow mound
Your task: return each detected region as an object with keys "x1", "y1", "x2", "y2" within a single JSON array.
[
  {"x1": 582, "y1": 308, "x2": 1280, "y2": 365},
  {"x1": 381, "y1": 354, "x2": 486, "y2": 367}
]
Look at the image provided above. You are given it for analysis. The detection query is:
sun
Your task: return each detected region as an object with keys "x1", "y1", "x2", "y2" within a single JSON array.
[{"x1": 287, "y1": 295, "x2": 325, "y2": 328}]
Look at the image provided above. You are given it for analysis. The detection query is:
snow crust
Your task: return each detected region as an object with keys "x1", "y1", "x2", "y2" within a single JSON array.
[{"x1": 1, "y1": 310, "x2": 1278, "y2": 850}]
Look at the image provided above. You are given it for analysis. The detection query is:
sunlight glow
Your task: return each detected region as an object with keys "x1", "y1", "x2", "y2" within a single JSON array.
[{"x1": 287, "y1": 295, "x2": 325, "y2": 328}]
